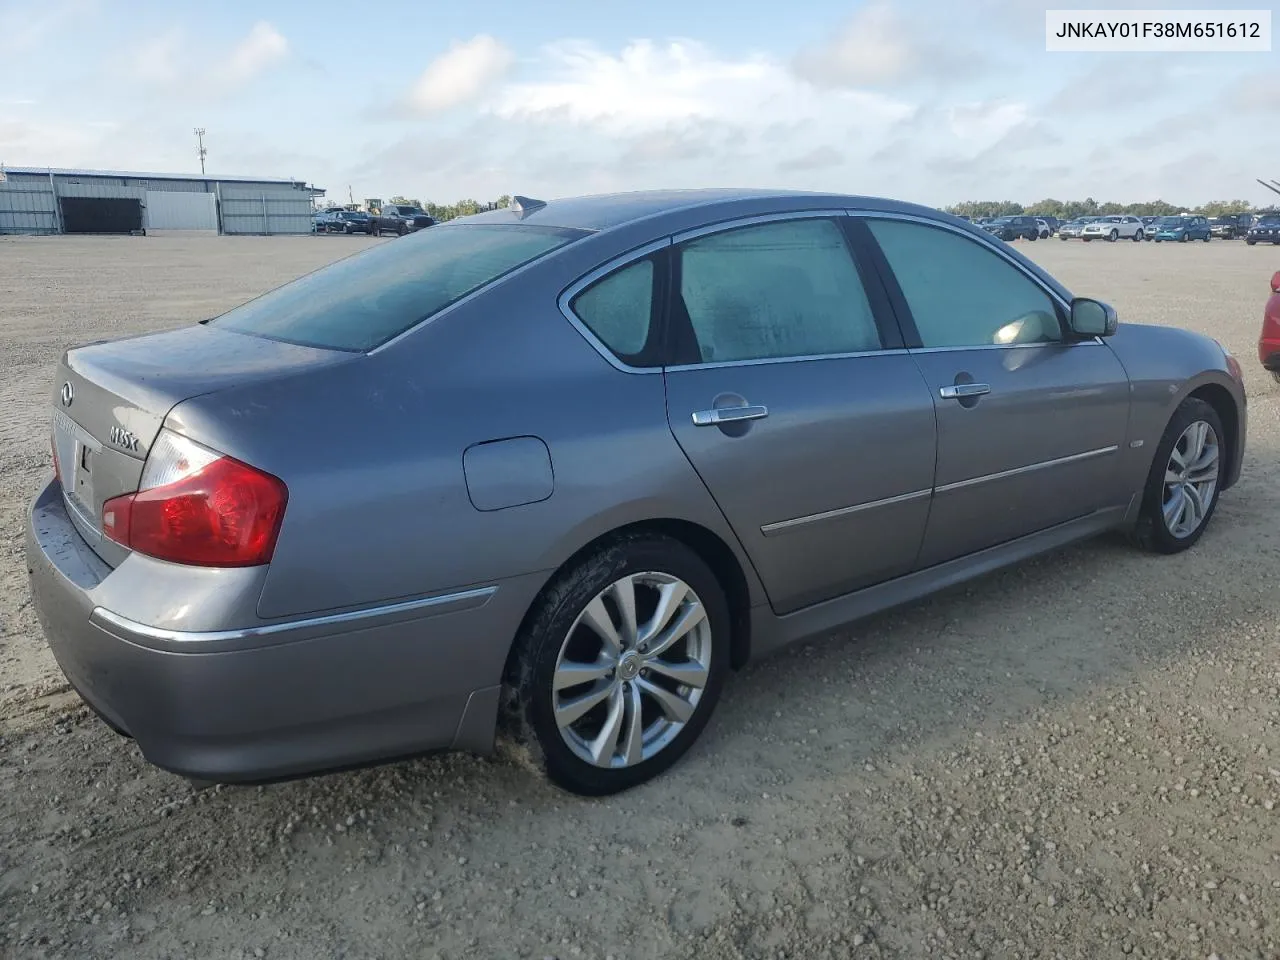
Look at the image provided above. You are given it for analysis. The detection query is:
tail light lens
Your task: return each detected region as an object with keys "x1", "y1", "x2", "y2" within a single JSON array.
[{"x1": 102, "y1": 429, "x2": 288, "y2": 567}]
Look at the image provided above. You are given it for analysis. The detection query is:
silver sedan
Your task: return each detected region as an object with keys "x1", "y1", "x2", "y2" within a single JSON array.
[{"x1": 26, "y1": 189, "x2": 1247, "y2": 795}]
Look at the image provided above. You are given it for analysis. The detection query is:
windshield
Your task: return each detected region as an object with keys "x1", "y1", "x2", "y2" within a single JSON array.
[
  {"x1": 1257, "y1": 214, "x2": 1280, "y2": 225},
  {"x1": 1157, "y1": 217, "x2": 1187, "y2": 226},
  {"x1": 210, "y1": 223, "x2": 585, "y2": 351}
]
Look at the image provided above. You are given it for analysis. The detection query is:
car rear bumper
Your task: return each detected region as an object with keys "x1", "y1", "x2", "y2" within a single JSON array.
[{"x1": 25, "y1": 478, "x2": 537, "y2": 783}]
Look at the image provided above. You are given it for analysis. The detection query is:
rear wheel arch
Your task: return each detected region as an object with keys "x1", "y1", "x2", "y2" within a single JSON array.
[{"x1": 503, "y1": 518, "x2": 755, "y2": 692}]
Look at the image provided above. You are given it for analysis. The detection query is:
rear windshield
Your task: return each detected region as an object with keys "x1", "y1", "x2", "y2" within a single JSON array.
[
  {"x1": 210, "y1": 223, "x2": 584, "y2": 351},
  {"x1": 393, "y1": 206, "x2": 422, "y2": 215}
]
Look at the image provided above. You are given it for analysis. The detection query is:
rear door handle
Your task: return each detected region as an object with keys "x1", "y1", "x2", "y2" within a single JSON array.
[
  {"x1": 939, "y1": 383, "x2": 991, "y2": 400},
  {"x1": 691, "y1": 404, "x2": 769, "y2": 426}
]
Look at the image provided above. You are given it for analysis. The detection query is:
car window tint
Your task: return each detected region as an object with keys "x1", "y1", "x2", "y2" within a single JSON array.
[
  {"x1": 571, "y1": 259, "x2": 654, "y2": 360},
  {"x1": 677, "y1": 218, "x2": 881, "y2": 363},
  {"x1": 867, "y1": 219, "x2": 1062, "y2": 349},
  {"x1": 211, "y1": 224, "x2": 584, "y2": 351}
]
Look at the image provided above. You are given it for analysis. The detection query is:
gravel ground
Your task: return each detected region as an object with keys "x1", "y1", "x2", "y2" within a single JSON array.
[{"x1": 1, "y1": 233, "x2": 1279, "y2": 960}]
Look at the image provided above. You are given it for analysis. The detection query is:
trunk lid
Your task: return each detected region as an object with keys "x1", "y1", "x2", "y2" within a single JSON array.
[{"x1": 51, "y1": 323, "x2": 353, "y2": 564}]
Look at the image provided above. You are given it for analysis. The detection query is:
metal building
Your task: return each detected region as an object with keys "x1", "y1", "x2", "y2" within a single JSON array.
[{"x1": 0, "y1": 167, "x2": 325, "y2": 235}]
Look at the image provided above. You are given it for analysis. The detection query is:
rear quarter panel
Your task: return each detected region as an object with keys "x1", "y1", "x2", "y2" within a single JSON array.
[
  {"x1": 1103, "y1": 323, "x2": 1246, "y2": 496},
  {"x1": 165, "y1": 232, "x2": 767, "y2": 623}
]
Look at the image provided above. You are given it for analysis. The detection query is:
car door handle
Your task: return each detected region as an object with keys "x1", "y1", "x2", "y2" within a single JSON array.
[
  {"x1": 939, "y1": 383, "x2": 991, "y2": 400},
  {"x1": 691, "y1": 404, "x2": 769, "y2": 426}
]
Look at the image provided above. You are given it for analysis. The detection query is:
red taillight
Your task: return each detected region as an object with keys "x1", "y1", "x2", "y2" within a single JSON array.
[{"x1": 102, "y1": 432, "x2": 287, "y2": 567}]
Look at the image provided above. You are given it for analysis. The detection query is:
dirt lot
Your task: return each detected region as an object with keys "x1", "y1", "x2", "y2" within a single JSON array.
[{"x1": 1, "y1": 233, "x2": 1279, "y2": 960}]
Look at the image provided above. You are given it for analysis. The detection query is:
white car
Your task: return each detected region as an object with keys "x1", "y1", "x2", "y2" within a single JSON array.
[
  {"x1": 1081, "y1": 215, "x2": 1145, "y2": 242},
  {"x1": 1035, "y1": 218, "x2": 1051, "y2": 239}
]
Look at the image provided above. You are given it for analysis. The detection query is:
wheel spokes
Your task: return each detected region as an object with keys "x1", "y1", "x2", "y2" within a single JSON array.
[
  {"x1": 1182, "y1": 484, "x2": 1205, "y2": 530},
  {"x1": 644, "y1": 657, "x2": 709, "y2": 689},
  {"x1": 588, "y1": 686, "x2": 625, "y2": 765},
  {"x1": 621, "y1": 682, "x2": 645, "y2": 766},
  {"x1": 579, "y1": 595, "x2": 624, "y2": 657},
  {"x1": 1163, "y1": 488, "x2": 1187, "y2": 531},
  {"x1": 642, "y1": 601, "x2": 707, "y2": 660},
  {"x1": 638, "y1": 580, "x2": 689, "y2": 647},
  {"x1": 635, "y1": 676, "x2": 695, "y2": 723},
  {"x1": 555, "y1": 683, "x2": 613, "y2": 729},
  {"x1": 553, "y1": 658, "x2": 615, "y2": 692},
  {"x1": 1186, "y1": 444, "x2": 1219, "y2": 483},
  {"x1": 605, "y1": 577, "x2": 639, "y2": 649}
]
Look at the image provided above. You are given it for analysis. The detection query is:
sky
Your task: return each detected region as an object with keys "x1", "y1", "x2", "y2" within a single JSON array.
[{"x1": 1, "y1": 0, "x2": 1277, "y2": 208}]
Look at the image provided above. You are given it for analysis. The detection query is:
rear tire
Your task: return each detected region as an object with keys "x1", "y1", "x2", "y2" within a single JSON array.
[
  {"x1": 504, "y1": 534, "x2": 731, "y2": 795},
  {"x1": 1133, "y1": 230, "x2": 1143, "y2": 242},
  {"x1": 1131, "y1": 398, "x2": 1225, "y2": 555}
]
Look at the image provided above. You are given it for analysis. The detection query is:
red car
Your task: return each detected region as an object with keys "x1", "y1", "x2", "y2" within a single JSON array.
[{"x1": 1263, "y1": 270, "x2": 1280, "y2": 383}]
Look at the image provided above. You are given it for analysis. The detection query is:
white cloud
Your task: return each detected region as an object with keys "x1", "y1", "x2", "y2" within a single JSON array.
[
  {"x1": 493, "y1": 39, "x2": 913, "y2": 135},
  {"x1": 218, "y1": 22, "x2": 290, "y2": 87},
  {"x1": 946, "y1": 100, "x2": 1028, "y2": 141},
  {"x1": 408, "y1": 35, "x2": 514, "y2": 114},
  {"x1": 127, "y1": 28, "x2": 184, "y2": 85},
  {"x1": 793, "y1": 3, "x2": 916, "y2": 86},
  {"x1": 793, "y1": 2, "x2": 983, "y2": 88},
  {"x1": 120, "y1": 22, "x2": 290, "y2": 97}
]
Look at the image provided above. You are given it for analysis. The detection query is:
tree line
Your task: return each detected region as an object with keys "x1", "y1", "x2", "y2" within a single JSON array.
[
  {"x1": 945, "y1": 198, "x2": 1277, "y2": 219},
  {"x1": 385, "y1": 195, "x2": 512, "y2": 221}
]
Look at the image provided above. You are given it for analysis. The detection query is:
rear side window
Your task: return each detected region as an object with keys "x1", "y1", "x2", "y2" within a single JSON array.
[
  {"x1": 570, "y1": 258, "x2": 656, "y2": 363},
  {"x1": 212, "y1": 224, "x2": 583, "y2": 351},
  {"x1": 676, "y1": 218, "x2": 882, "y2": 363}
]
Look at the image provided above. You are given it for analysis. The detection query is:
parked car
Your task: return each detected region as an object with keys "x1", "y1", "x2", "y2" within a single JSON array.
[
  {"x1": 1042, "y1": 216, "x2": 1062, "y2": 235},
  {"x1": 1262, "y1": 270, "x2": 1280, "y2": 383},
  {"x1": 1140, "y1": 216, "x2": 1161, "y2": 239},
  {"x1": 373, "y1": 204, "x2": 437, "y2": 236},
  {"x1": 330, "y1": 211, "x2": 376, "y2": 235},
  {"x1": 1210, "y1": 216, "x2": 1245, "y2": 240},
  {"x1": 26, "y1": 189, "x2": 1247, "y2": 796},
  {"x1": 1154, "y1": 215, "x2": 1212, "y2": 242},
  {"x1": 1035, "y1": 218, "x2": 1051, "y2": 239},
  {"x1": 312, "y1": 209, "x2": 340, "y2": 233},
  {"x1": 1057, "y1": 217, "x2": 1099, "y2": 240},
  {"x1": 1246, "y1": 213, "x2": 1280, "y2": 245},
  {"x1": 981, "y1": 215, "x2": 1040, "y2": 241},
  {"x1": 1081, "y1": 215, "x2": 1145, "y2": 242}
]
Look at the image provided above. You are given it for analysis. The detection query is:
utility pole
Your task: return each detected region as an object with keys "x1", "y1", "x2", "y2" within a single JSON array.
[{"x1": 194, "y1": 128, "x2": 207, "y2": 176}]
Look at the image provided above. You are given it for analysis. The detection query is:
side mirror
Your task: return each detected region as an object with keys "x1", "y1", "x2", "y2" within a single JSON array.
[
  {"x1": 1069, "y1": 298, "x2": 1118, "y2": 338},
  {"x1": 1271, "y1": 271, "x2": 1280, "y2": 293}
]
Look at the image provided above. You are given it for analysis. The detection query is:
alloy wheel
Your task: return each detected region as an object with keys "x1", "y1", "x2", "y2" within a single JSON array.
[
  {"x1": 552, "y1": 572, "x2": 712, "y2": 769},
  {"x1": 1162, "y1": 420, "x2": 1220, "y2": 539}
]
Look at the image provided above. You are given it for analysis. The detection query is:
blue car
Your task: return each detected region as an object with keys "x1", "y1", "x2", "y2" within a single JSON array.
[{"x1": 1153, "y1": 215, "x2": 1211, "y2": 243}]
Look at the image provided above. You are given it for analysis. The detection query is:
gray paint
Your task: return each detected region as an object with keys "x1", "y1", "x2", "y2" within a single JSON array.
[
  {"x1": 463, "y1": 437, "x2": 555, "y2": 511},
  {"x1": 25, "y1": 188, "x2": 1248, "y2": 784}
]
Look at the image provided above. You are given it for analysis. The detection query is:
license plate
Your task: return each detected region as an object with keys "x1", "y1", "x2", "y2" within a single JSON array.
[{"x1": 52, "y1": 409, "x2": 101, "y2": 521}]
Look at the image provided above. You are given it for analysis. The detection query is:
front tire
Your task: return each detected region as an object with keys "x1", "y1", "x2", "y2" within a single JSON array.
[
  {"x1": 1131, "y1": 398, "x2": 1225, "y2": 554},
  {"x1": 505, "y1": 534, "x2": 730, "y2": 795},
  {"x1": 1108, "y1": 229, "x2": 1119, "y2": 242}
]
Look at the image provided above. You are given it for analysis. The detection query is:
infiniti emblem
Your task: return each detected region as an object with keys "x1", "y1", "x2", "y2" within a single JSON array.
[{"x1": 60, "y1": 381, "x2": 74, "y2": 407}]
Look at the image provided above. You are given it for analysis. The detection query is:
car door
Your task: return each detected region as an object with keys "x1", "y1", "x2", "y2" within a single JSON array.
[
  {"x1": 657, "y1": 214, "x2": 938, "y2": 615},
  {"x1": 861, "y1": 216, "x2": 1132, "y2": 568}
]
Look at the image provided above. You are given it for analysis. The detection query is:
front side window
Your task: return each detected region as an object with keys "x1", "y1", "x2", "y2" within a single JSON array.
[
  {"x1": 211, "y1": 223, "x2": 584, "y2": 351},
  {"x1": 867, "y1": 219, "x2": 1062, "y2": 349},
  {"x1": 675, "y1": 218, "x2": 882, "y2": 364}
]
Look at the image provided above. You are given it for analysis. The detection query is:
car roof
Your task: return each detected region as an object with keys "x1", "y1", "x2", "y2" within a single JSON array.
[{"x1": 458, "y1": 188, "x2": 947, "y2": 233}]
